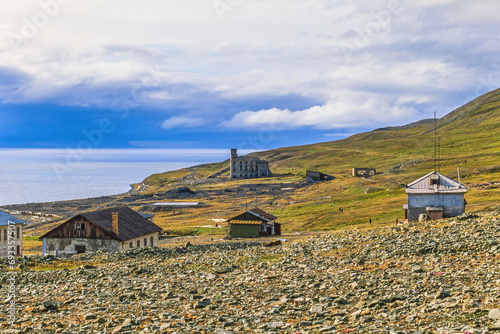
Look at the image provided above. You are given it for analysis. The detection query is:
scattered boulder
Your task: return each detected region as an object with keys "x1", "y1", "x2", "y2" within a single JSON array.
[{"x1": 418, "y1": 213, "x2": 430, "y2": 222}]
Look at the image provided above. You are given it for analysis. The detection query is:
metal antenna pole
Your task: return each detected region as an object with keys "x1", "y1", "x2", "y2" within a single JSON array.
[
  {"x1": 434, "y1": 111, "x2": 437, "y2": 171},
  {"x1": 438, "y1": 137, "x2": 441, "y2": 172}
]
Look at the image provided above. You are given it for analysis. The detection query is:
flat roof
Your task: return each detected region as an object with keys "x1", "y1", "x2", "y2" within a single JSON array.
[{"x1": 153, "y1": 202, "x2": 200, "y2": 206}]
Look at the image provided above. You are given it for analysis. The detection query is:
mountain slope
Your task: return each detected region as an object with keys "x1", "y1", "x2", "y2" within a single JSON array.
[{"x1": 140, "y1": 88, "x2": 500, "y2": 232}]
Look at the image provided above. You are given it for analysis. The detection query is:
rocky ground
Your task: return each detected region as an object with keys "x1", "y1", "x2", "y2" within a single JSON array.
[{"x1": 1, "y1": 211, "x2": 500, "y2": 334}]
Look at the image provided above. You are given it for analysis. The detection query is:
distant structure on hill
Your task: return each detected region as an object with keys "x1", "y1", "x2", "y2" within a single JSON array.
[
  {"x1": 0, "y1": 210, "x2": 26, "y2": 256},
  {"x1": 226, "y1": 207, "x2": 281, "y2": 238},
  {"x1": 306, "y1": 170, "x2": 335, "y2": 182},
  {"x1": 404, "y1": 171, "x2": 467, "y2": 222},
  {"x1": 230, "y1": 149, "x2": 272, "y2": 179},
  {"x1": 40, "y1": 206, "x2": 162, "y2": 256},
  {"x1": 352, "y1": 168, "x2": 376, "y2": 177}
]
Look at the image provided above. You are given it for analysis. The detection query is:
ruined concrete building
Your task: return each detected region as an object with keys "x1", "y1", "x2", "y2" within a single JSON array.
[
  {"x1": 404, "y1": 171, "x2": 466, "y2": 222},
  {"x1": 306, "y1": 170, "x2": 335, "y2": 182},
  {"x1": 230, "y1": 149, "x2": 272, "y2": 179},
  {"x1": 352, "y1": 168, "x2": 376, "y2": 177}
]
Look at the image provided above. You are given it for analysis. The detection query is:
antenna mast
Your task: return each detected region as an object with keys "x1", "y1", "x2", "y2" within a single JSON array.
[
  {"x1": 438, "y1": 137, "x2": 441, "y2": 172},
  {"x1": 434, "y1": 111, "x2": 437, "y2": 171}
]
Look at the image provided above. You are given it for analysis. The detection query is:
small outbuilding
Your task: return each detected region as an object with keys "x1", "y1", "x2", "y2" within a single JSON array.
[
  {"x1": 0, "y1": 210, "x2": 26, "y2": 256},
  {"x1": 404, "y1": 171, "x2": 466, "y2": 222},
  {"x1": 306, "y1": 170, "x2": 335, "y2": 182},
  {"x1": 227, "y1": 208, "x2": 281, "y2": 238},
  {"x1": 40, "y1": 206, "x2": 162, "y2": 256}
]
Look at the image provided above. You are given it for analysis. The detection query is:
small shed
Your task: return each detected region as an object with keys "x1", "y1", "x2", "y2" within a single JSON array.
[
  {"x1": 306, "y1": 170, "x2": 335, "y2": 182},
  {"x1": 40, "y1": 206, "x2": 162, "y2": 256},
  {"x1": 404, "y1": 171, "x2": 466, "y2": 222},
  {"x1": 227, "y1": 208, "x2": 281, "y2": 238},
  {"x1": 0, "y1": 210, "x2": 26, "y2": 256}
]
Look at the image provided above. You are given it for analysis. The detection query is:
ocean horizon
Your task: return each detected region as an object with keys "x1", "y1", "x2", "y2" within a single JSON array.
[{"x1": 0, "y1": 148, "x2": 233, "y2": 206}]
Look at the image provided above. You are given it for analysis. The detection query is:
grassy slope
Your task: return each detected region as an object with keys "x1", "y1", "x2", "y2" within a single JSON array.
[{"x1": 140, "y1": 89, "x2": 500, "y2": 233}]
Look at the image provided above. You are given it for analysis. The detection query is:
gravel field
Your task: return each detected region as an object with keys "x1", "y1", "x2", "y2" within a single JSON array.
[{"x1": 1, "y1": 211, "x2": 500, "y2": 333}]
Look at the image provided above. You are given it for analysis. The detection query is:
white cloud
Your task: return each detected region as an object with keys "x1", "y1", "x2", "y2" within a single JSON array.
[
  {"x1": 222, "y1": 93, "x2": 419, "y2": 130},
  {"x1": 1, "y1": 0, "x2": 500, "y2": 130},
  {"x1": 162, "y1": 116, "x2": 205, "y2": 129}
]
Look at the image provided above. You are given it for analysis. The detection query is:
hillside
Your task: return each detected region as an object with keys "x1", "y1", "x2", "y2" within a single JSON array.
[
  {"x1": 135, "y1": 88, "x2": 500, "y2": 233},
  {"x1": 6, "y1": 88, "x2": 500, "y2": 243}
]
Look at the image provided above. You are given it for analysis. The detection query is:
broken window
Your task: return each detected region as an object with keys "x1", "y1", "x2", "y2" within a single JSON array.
[
  {"x1": 75, "y1": 222, "x2": 86, "y2": 230},
  {"x1": 430, "y1": 175, "x2": 440, "y2": 186}
]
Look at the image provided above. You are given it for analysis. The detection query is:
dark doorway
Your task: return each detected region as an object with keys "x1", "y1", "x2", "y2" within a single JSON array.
[
  {"x1": 75, "y1": 245, "x2": 86, "y2": 254},
  {"x1": 275, "y1": 223, "x2": 281, "y2": 236}
]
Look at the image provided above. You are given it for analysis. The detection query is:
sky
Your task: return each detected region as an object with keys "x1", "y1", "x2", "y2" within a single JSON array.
[{"x1": 1, "y1": 0, "x2": 499, "y2": 151}]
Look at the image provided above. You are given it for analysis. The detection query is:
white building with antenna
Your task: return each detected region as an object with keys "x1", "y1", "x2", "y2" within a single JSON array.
[{"x1": 403, "y1": 171, "x2": 467, "y2": 222}]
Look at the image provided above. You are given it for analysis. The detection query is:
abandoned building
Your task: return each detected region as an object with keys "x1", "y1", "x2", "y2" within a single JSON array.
[
  {"x1": 306, "y1": 170, "x2": 335, "y2": 182},
  {"x1": 230, "y1": 149, "x2": 272, "y2": 179},
  {"x1": 40, "y1": 206, "x2": 162, "y2": 256},
  {"x1": 0, "y1": 210, "x2": 25, "y2": 256},
  {"x1": 352, "y1": 168, "x2": 376, "y2": 177},
  {"x1": 227, "y1": 208, "x2": 281, "y2": 238},
  {"x1": 404, "y1": 171, "x2": 467, "y2": 222}
]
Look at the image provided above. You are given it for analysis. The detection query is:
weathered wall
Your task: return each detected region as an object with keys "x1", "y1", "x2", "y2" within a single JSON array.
[
  {"x1": 43, "y1": 216, "x2": 115, "y2": 240},
  {"x1": 44, "y1": 232, "x2": 160, "y2": 255},
  {"x1": 120, "y1": 232, "x2": 159, "y2": 250},
  {"x1": 43, "y1": 238, "x2": 119, "y2": 256},
  {"x1": 0, "y1": 223, "x2": 23, "y2": 256},
  {"x1": 408, "y1": 193, "x2": 465, "y2": 221},
  {"x1": 230, "y1": 149, "x2": 271, "y2": 179},
  {"x1": 352, "y1": 168, "x2": 376, "y2": 177},
  {"x1": 230, "y1": 224, "x2": 260, "y2": 238}
]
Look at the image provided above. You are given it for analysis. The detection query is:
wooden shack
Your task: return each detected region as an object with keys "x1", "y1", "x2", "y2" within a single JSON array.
[
  {"x1": 40, "y1": 206, "x2": 162, "y2": 256},
  {"x1": 227, "y1": 208, "x2": 281, "y2": 238}
]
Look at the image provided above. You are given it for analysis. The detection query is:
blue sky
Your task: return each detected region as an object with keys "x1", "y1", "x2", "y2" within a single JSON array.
[{"x1": 1, "y1": 0, "x2": 499, "y2": 150}]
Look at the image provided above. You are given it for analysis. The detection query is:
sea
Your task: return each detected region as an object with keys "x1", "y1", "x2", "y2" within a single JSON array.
[{"x1": 0, "y1": 148, "x2": 230, "y2": 206}]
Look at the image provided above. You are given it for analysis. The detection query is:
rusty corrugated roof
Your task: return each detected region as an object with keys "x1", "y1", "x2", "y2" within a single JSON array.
[
  {"x1": 229, "y1": 219, "x2": 263, "y2": 225},
  {"x1": 226, "y1": 207, "x2": 278, "y2": 224}
]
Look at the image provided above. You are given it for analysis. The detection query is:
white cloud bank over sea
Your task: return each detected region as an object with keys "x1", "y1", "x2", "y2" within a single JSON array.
[{"x1": 1, "y1": 0, "x2": 499, "y2": 133}]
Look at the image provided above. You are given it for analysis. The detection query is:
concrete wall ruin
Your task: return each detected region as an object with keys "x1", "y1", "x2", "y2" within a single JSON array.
[{"x1": 352, "y1": 168, "x2": 376, "y2": 177}]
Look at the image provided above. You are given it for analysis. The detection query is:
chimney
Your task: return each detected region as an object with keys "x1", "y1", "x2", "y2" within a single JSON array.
[
  {"x1": 230, "y1": 148, "x2": 238, "y2": 158},
  {"x1": 112, "y1": 212, "x2": 119, "y2": 235}
]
